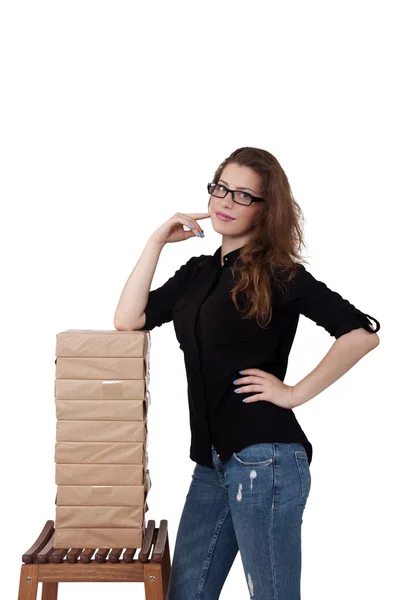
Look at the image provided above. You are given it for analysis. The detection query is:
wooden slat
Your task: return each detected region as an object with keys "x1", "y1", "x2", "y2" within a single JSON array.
[
  {"x1": 66, "y1": 548, "x2": 83, "y2": 563},
  {"x1": 79, "y1": 548, "x2": 96, "y2": 563},
  {"x1": 36, "y1": 534, "x2": 56, "y2": 564},
  {"x1": 108, "y1": 548, "x2": 123, "y2": 563},
  {"x1": 138, "y1": 519, "x2": 155, "y2": 563},
  {"x1": 122, "y1": 547, "x2": 138, "y2": 563},
  {"x1": 95, "y1": 548, "x2": 110, "y2": 562},
  {"x1": 152, "y1": 519, "x2": 168, "y2": 562},
  {"x1": 50, "y1": 548, "x2": 69, "y2": 563},
  {"x1": 149, "y1": 528, "x2": 159, "y2": 560},
  {"x1": 22, "y1": 520, "x2": 54, "y2": 564}
]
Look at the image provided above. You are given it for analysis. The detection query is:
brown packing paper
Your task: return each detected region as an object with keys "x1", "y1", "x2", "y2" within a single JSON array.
[
  {"x1": 55, "y1": 441, "x2": 147, "y2": 464},
  {"x1": 55, "y1": 461, "x2": 147, "y2": 485},
  {"x1": 56, "y1": 329, "x2": 151, "y2": 358},
  {"x1": 52, "y1": 330, "x2": 153, "y2": 549},
  {"x1": 55, "y1": 399, "x2": 148, "y2": 421},
  {"x1": 54, "y1": 493, "x2": 150, "y2": 514},
  {"x1": 56, "y1": 420, "x2": 147, "y2": 442},
  {"x1": 55, "y1": 356, "x2": 150, "y2": 380},
  {"x1": 55, "y1": 496, "x2": 150, "y2": 514},
  {"x1": 54, "y1": 377, "x2": 151, "y2": 400},
  {"x1": 55, "y1": 505, "x2": 144, "y2": 528},
  {"x1": 53, "y1": 524, "x2": 145, "y2": 549},
  {"x1": 55, "y1": 470, "x2": 152, "y2": 506}
]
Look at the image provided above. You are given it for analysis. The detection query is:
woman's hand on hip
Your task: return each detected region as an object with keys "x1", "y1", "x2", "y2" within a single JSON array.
[{"x1": 233, "y1": 368, "x2": 295, "y2": 409}]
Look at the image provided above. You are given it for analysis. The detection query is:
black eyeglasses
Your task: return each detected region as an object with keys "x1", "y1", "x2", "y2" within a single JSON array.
[{"x1": 207, "y1": 182, "x2": 264, "y2": 206}]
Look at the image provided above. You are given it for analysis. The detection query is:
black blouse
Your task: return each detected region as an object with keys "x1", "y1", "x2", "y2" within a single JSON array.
[{"x1": 139, "y1": 244, "x2": 380, "y2": 468}]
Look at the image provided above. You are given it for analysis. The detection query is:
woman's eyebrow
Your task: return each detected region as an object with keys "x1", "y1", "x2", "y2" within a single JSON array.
[{"x1": 219, "y1": 179, "x2": 256, "y2": 193}]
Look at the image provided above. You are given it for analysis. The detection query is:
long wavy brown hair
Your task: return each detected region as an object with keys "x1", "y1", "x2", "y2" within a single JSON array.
[{"x1": 209, "y1": 147, "x2": 310, "y2": 329}]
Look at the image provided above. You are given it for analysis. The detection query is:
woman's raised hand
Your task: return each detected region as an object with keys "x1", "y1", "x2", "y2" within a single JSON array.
[{"x1": 150, "y1": 211, "x2": 211, "y2": 245}]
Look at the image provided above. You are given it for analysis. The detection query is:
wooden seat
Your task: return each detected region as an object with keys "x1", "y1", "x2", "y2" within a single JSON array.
[{"x1": 18, "y1": 518, "x2": 171, "y2": 599}]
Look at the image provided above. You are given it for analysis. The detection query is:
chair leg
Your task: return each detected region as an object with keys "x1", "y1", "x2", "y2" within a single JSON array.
[
  {"x1": 41, "y1": 582, "x2": 58, "y2": 600},
  {"x1": 143, "y1": 563, "x2": 164, "y2": 600},
  {"x1": 162, "y1": 535, "x2": 171, "y2": 595},
  {"x1": 143, "y1": 533, "x2": 171, "y2": 600},
  {"x1": 18, "y1": 564, "x2": 38, "y2": 600}
]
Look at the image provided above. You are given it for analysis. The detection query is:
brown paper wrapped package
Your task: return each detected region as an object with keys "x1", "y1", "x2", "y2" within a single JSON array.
[
  {"x1": 56, "y1": 329, "x2": 151, "y2": 357},
  {"x1": 55, "y1": 505, "x2": 145, "y2": 528},
  {"x1": 53, "y1": 330, "x2": 152, "y2": 550},
  {"x1": 53, "y1": 524, "x2": 146, "y2": 549},
  {"x1": 55, "y1": 469, "x2": 152, "y2": 506},
  {"x1": 55, "y1": 399, "x2": 148, "y2": 421},
  {"x1": 55, "y1": 441, "x2": 147, "y2": 464},
  {"x1": 56, "y1": 419, "x2": 147, "y2": 442},
  {"x1": 55, "y1": 356, "x2": 150, "y2": 380},
  {"x1": 55, "y1": 378, "x2": 150, "y2": 401},
  {"x1": 55, "y1": 459, "x2": 148, "y2": 486}
]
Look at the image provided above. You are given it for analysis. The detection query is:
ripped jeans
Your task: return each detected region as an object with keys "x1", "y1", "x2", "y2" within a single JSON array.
[{"x1": 166, "y1": 442, "x2": 311, "y2": 600}]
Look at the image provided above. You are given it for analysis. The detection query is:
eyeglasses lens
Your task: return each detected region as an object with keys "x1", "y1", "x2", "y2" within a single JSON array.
[{"x1": 208, "y1": 183, "x2": 252, "y2": 206}]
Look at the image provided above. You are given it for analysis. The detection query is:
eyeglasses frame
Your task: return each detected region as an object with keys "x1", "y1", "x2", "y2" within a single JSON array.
[{"x1": 207, "y1": 182, "x2": 265, "y2": 206}]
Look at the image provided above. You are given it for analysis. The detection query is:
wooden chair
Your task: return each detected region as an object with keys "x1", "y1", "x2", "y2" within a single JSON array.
[{"x1": 18, "y1": 518, "x2": 171, "y2": 599}]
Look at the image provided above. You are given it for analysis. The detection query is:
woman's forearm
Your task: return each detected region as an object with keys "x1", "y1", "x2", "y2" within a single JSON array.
[
  {"x1": 291, "y1": 328, "x2": 380, "y2": 407},
  {"x1": 114, "y1": 236, "x2": 166, "y2": 330}
]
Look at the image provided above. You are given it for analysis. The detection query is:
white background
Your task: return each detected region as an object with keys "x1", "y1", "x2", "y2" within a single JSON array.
[{"x1": 1, "y1": 1, "x2": 395, "y2": 598}]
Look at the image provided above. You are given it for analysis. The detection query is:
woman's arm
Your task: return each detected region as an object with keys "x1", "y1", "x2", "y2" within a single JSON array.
[
  {"x1": 277, "y1": 262, "x2": 381, "y2": 407},
  {"x1": 114, "y1": 240, "x2": 202, "y2": 332},
  {"x1": 278, "y1": 263, "x2": 380, "y2": 337},
  {"x1": 114, "y1": 211, "x2": 209, "y2": 331},
  {"x1": 114, "y1": 236, "x2": 166, "y2": 330},
  {"x1": 292, "y1": 327, "x2": 380, "y2": 407}
]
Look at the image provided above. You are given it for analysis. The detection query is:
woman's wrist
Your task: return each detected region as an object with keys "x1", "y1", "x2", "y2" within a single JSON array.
[{"x1": 148, "y1": 234, "x2": 167, "y2": 249}]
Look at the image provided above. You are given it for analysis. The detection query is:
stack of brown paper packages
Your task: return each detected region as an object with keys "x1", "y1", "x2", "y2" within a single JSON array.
[{"x1": 53, "y1": 329, "x2": 151, "y2": 549}]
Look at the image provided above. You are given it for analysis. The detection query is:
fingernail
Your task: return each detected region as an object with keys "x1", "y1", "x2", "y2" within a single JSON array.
[
  {"x1": 242, "y1": 399, "x2": 247, "y2": 402},
  {"x1": 189, "y1": 224, "x2": 194, "y2": 228}
]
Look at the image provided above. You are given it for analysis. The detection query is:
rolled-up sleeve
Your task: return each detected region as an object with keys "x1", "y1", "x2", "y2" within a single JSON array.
[
  {"x1": 281, "y1": 264, "x2": 380, "y2": 338},
  {"x1": 138, "y1": 255, "x2": 201, "y2": 331}
]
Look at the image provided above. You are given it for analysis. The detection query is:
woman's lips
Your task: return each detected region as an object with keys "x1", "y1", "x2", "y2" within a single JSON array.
[{"x1": 216, "y1": 212, "x2": 235, "y2": 221}]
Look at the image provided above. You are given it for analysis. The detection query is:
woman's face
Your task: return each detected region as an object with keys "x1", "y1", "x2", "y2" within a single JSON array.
[{"x1": 208, "y1": 162, "x2": 264, "y2": 241}]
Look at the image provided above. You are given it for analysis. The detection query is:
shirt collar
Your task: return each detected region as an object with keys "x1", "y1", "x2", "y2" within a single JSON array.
[{"x1": 212, "y1": 244, "x2": 245, "y2": 267}]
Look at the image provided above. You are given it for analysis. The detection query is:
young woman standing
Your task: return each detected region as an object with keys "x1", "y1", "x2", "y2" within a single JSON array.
[{"x1": 114, "y1": 147, "x2": 380, "y2": 599}]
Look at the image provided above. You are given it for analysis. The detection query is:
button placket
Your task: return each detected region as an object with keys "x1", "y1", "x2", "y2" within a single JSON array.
[{"x1": 193, "y1": 265, "x2": 224, "y2": 461}]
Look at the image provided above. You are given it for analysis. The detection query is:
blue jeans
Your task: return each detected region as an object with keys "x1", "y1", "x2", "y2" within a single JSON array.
[{"x1": 166, "y1": 442, "x2": 311, "y2": 600}]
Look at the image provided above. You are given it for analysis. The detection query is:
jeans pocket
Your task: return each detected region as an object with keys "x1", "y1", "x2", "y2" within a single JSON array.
[
  {"x1": 294, "y1": 451, "x2": 311, "y2": 502},
  {"x1": 232, "y1": 443, "x2": 274, "y2": 467}
]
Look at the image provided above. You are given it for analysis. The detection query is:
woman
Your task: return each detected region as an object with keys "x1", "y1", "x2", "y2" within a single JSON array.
[{"x1": 114, "y1": 147, "x2": 380, "y2": 599}]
